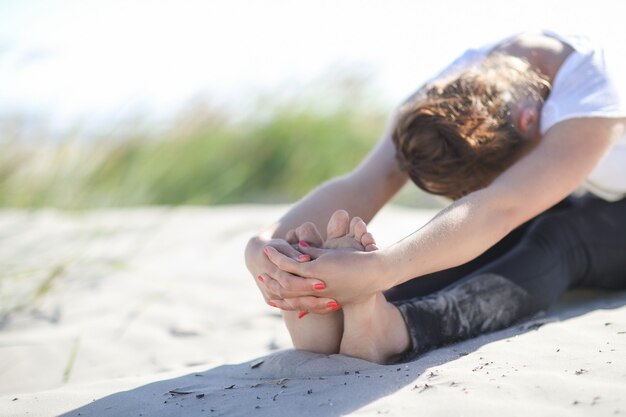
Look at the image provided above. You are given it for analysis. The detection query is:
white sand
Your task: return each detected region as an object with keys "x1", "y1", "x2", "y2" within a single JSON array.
[{"x1": 0, "y1": 205, "x2": 624, "y2": 417}]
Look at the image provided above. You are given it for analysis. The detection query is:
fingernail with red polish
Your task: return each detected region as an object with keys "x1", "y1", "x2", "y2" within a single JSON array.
[
  {"x1": 257, "y1": 275, "x2": 264, "y2": 283},
  {"x1": 314, "y1": 283, "x2": 326, "y2": 290},
  {"x1": 268, "y1": 301, "x2": 278, "y2": 307},
  {"x1": 299, "y1": 240, "x2": 309, "y2": 248},
  {"x1": 327, "y1": 301, "x2": 341, "y2": 310},
  {"x1": 298, "y1": 311, "x2": 308, "y2": 319},
  {"x1": 298, "y1": 255, "x2": 310, "y2": 262}
]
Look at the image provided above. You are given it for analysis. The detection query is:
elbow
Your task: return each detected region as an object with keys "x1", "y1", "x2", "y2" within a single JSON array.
[
  {"x1": 244, "y1": 236, "x2": 256, "y2": 269},
  {"x1": 245, "y1": 234, "x2": 265, "y2": 269},
  {"x1": 495, "y1": 206, "x2": 518, "y2": 240}
]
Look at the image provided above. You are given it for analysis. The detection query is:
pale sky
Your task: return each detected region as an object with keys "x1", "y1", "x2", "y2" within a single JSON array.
[{"x1": 1, "y1": 0, "x2": 625, "y2": 132}]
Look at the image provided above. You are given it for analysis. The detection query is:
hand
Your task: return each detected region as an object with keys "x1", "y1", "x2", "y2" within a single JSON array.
[
  {"x1": 256, "y1": 223, "x2": 343, "y2": 315},
  {"x1": 246, "y1": 236, "x2": 336, "y2": 313},
  {"x1": 263, "y1": 244, "x2": 386, "y2": 305},
  {"x1": 261, "y1": 210, "x2": 383, "y2": 308}
]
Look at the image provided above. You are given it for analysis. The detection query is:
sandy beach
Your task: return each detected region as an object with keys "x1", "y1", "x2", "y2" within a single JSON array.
[{"x1": 1, "y1": 205, "x2": 625, "y2": 417}]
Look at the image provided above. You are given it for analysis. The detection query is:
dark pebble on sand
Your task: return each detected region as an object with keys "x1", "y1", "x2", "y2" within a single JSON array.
[{"x1": 250, "y1": 360, "x2": 264, "y2": 369}]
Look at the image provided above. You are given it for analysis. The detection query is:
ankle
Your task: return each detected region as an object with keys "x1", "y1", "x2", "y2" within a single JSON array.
[{"x1": 340, "y1": 294, "x2": 410, "y2": 364}]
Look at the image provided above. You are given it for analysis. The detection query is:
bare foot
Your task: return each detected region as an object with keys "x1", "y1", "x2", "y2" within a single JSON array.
[
  {"x1": 316, "y1": 212, "x2": 410, "y2": 364},
  {"x1": 340, "y1": 293, "x2": 410, "y2": 364},
  {"x1": 282, "y1": 220, "x2": 343, "y2": 354},
  {"x1": 324, "y1": 210, "x2": 378, "y2": 252},
  {"x1": 280, "y1": 210, "x2": 376, "y2": 354},
  {"x1": 284, "y1": 210, "x2": 408, "y2": 362},
  {"x1": 286, "y1": 209, "x2": 377, "y2": 253}
]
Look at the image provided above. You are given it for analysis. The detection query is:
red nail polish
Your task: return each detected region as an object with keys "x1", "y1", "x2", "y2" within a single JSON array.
[
  {"x1": 327, "y1": 301, "x2": 341, "y2": 310},
  {"x1": 298, "y1": 255, "x2": 310, "y2": 262},
  {"x1": 314, "y1": 283, "x2": 325, "y2": 290},
  {"x1": 299, "y1": 240, "x2": 309, "y2": 248},
  {"x1": 298, "y1": 311, "x2": 308, "y2": 319},
  {"x1": 268, "y1": 301, "x2": 277, "y2": 307},
  {"x1": 257, "y1": 275, "x2": 264, "y2": 283}
]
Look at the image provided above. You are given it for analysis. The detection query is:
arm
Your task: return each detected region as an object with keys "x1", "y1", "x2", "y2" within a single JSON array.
[
  {"x1": 245, "y1": 111, "x2": 408, "y2": 301},
  {"x1": 265, "y1": 114, "x2": 407, "y2": 241},
  {"x1": 383, "y1": 117, "x2": 624, "y2": 285},
  {"x1": 265, "y1": 117, "x2": 624, "y2": 302}
]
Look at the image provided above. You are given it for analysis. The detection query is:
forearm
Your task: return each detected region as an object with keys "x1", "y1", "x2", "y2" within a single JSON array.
[
  {"x1": 258, "y1": 111, "x2": 407, "y2": 242},
  {"x1": 378, "y1": 190, "x2": 514, "y2": 288},
  {"x1": 246, "y1": 174, "x2": 388, "y2": 269},
  {"x1": 273, "y1": 175, "x2": 392, "y2": 239}
]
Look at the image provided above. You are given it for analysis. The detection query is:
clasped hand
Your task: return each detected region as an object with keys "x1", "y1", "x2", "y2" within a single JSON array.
[{"x1": 256, "y1": 210, "x2": 383, "y2": 314}]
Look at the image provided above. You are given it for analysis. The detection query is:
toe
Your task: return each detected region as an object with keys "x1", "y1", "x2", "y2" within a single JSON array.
[
  {"x1": 349, "y1": 216, "x2": 361, "y2": 236},
  {"x1": 327, "y1": 210, "x2": 350, "y2": 240},
  {"x1": 353, "y1": 218, "x2": 367, "y2": 240},
  {"x1": 365, "y1": 243, "x2": 378, "y2": 252},
  {"x1": 286, "y1": 229, "x2": 298, "y2": 244},
  {"x1": 361, "y1": 232, "x2": 376, "y2": 248},
  {"x1": 296, "y1": 222, "x2": 324, "y2": 247}
]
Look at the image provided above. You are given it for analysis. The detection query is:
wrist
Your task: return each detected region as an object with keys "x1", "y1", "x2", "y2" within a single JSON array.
[
  {"x1": 376, "y1": 245, "x2": 420, "y2": 291},
  {"x1": 369, "y1": 249, "x2": 397, "y2": 293}
]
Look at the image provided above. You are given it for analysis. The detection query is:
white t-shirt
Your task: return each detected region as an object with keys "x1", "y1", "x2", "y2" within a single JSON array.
[{"x1": 429, "y1": 30, "x2": 626, "y2": 202}]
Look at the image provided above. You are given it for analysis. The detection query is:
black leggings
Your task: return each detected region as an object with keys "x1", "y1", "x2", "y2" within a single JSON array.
[{"x1": 384, "y1": 195, "x2": 626, "y2": 362}]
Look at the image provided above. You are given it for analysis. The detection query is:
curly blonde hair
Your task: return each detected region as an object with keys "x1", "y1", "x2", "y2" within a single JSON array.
[{"x1": 392, "y1": 54, "x2": 550, "y2": 200}]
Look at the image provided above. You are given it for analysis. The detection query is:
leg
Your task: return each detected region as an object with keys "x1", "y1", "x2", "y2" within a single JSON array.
[
  {"x1": 282, "y1": 211, "x2": 375, "y2": 354},
  {"x1": 283, "y1": 310, "x2": 344, "y2": 354},
  {"x1": 395, "y1": 196, "x2": 626, "y2": 361},
  {"x1": 336, "y1": 198, "x2": 571, "y2": 363},
  {"x1": 339, "y1": 204, "x2": 550, "y2": 363},
  {"x1": 384, "y1": 196, "x2": 575, "y2": 301},
  {"x1": 340, "y1": 293, "x2": 411, "y2": 364},
  {"x1": 281, "y1": 216, "x2": 345, "y2": 354}
]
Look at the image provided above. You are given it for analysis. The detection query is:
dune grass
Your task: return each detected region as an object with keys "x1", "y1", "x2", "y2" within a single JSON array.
[{"x1": 0, "y1": 95, "x2": 439, "y2": 209}]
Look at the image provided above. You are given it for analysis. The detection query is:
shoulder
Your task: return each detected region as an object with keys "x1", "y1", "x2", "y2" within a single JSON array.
[{"x1": 541, "y1": 44, "x2": 626, "y2": 133}]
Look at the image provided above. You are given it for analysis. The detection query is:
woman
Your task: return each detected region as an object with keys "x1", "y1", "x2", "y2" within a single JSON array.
[{"x1": 244, "y1": 30, "x2": 626, "y2": 364}]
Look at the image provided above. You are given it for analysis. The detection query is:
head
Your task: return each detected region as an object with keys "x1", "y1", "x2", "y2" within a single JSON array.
[{"x1": 392, "y1": 54, "x2": 550, "y2": 200}]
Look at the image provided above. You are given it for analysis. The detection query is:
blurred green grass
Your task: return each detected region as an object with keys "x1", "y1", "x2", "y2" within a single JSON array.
[{"x1": 0, "y1": 88, "x2": 441, "y2": 209}]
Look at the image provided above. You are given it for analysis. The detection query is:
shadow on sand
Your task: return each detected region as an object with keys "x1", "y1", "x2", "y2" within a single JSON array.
[{"x1": 60, "y1": 290, "x2": 626, "y2": 417}]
